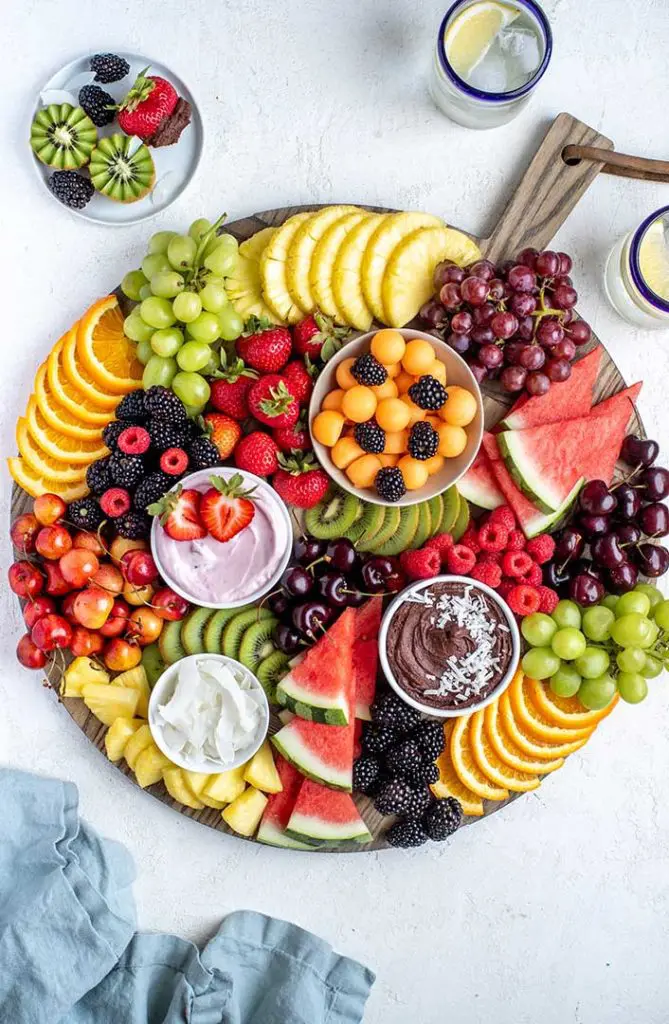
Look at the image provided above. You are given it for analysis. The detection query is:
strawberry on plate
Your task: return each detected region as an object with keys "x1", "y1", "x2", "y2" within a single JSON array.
[
  {"x1": 248, "y1": 374, "x2": 300, "y2": 429},
  {"x1": 234, "y1": 432, "x2": 279, "y2": 477},
  {"x1": 148, "y1": 486, "x2": 206, "y2": 542},
  {"x1": 199, "y1": 473, "x2": 256, "y2": 542},
  {"x1": 293, "y1": 311, "x2": 350, "y2": 360},
  {"x1": 117, "y1": 68, "x2": 178, "y2": 139},
  {"x1": 203, "y1": 413, "x2": 242, "y2": 460},
  {"x1": 237, "y1": 316, "x2": 292, "y2": 373},
  {"x1": 273, "y1": 414, "x2": 311, "y2": 453},
  {"x1": 272, "y1": 454, "x2": 329, "y2": 508},
  {"x1": 209, "y1": 355, "x2": 258, "y2": 420},
  {"x1": 283, "y1": 358, "x2": 316, "y2": 405}
]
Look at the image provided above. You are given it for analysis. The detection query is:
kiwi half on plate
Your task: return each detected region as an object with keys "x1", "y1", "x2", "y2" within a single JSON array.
[
  {"x1": 30, "y1": 103, "x2": 98, "y2": 169},
  {"x1": 89, "y1": 133, "x2": 155, "y2": 203}
]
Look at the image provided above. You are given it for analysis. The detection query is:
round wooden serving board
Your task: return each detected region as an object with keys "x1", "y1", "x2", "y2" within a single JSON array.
[{"x1": 11, "y1": 113, "x2": 644, "y2": 851}]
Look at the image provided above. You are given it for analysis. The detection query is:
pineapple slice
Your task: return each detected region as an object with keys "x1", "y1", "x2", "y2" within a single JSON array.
[
  {"x1": 63, "y1": 657, "x2": 109, "y2": 697},
  {"x1": 243, "y1": 741, "x2": 283, "y2": 794},
  {"x1": 310, "y1": 212, "x2": 367, "y2": 322},
  {"x1": 134, "y1": 743, "x2": 173, "y2": 788},
  {"x1": 162, "y1": 768, "x2": 205, "y2": 809},
  {"x1": 123, "y1": 723, "x2": 154, "y2": 771},
  {"x1": 259, "y1": 212, "x2": 312, "y2": 324},
  {"x1": 112, "y1": 665, "x2": 150, "y2": 718},
  {"x1": 239, "y1": 226, "x2": 277, "y2": 263},
  {"x1": 361, "y1": 212, "x2": 444, "y2": 323},
  {"x1": 82, "y1": 683, "x2": 139, "y2": 726},
  {"x1": 225, "y1": 227, "x2": 280, "y2": 324},
  {"x1": 222, "y1": 787, "x2": 268, "y2": 837},
  {"x1": 332, "y1": 213, "x2": 385, "y2": 330},
  {"x1": 104, "y1": 717, "x2": 144, "y2": 762},
  {"x1": 203, "y1": 765, "x2": 246, "y2": 804},
  {"x1": 286, "y1": 206, "x2": 360, "y2": 315}
]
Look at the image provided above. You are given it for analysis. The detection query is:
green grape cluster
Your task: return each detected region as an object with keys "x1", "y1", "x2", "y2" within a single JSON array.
[
  {"x1": 521, "y1": 584, "x2": 669, "y2": 710},
  {"x1": 120, "y1": 216, "x2": 245, "y2": 411}
]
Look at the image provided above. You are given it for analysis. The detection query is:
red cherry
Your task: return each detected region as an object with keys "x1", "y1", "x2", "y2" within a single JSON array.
[
  {"x1": 23, "y1": 595, "x2": 57, "y2": 629},
  {"x1": 33, "y1": 493, "x2": 67, "y2": 526},
  {"x1": 59, "y1": 549, "x2": 100, "y2": 588},
  {"x1": 17, "y1": 633, "x2": 47, "y2": 669},
  {"x1": 99, "y1": 597, "x2": 130, "y2": 638},
  {"x1": 73, "y1": 588, "x2": 114, "y2": 630},
  {"x1": 43, "y1": 560, "x2": 73, "y2": 597},
  {"x1": 31, "y1": 614, "x2": 72, "y2": 652},
  {"x1": 10, "y1": 513, "x2": 40, "y2": 554},
  {"x1": 60, "y1": 591, "x2": 80, "y2": 625},
  {"x1": 103, "y1": 638, "x2": 142, "y2": 672},
  {"x1": 35, "y1": 524, "x2": 72, "y2": 560},
  {"x1": 152, "y1": 587, "x2": 190, "y2": 621},
  {"x1": 8, "y1": 560, "x2": 43, "y2": 598},
  {"x1": 70, "y1": 627, "x2": 105, "y2": 658}
]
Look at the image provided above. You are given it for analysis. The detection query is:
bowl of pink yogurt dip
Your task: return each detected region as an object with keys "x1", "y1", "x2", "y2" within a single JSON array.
[{"x1": 150, "y1": 468, "x2": 293, "y2": 609}]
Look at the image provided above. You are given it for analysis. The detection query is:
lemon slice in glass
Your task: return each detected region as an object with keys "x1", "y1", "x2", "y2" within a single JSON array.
[
  {"x1": 445, "y1": 0, "x2": 520, "y2": 80},
  {"x1": 638, "y1": 218, "x2": 669, "y2": 301}
]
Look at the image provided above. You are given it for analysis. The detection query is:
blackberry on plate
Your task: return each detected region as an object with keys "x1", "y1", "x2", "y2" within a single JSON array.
[
  {"x1": 86, "y1": 455, "x2": 112, "y2": 495},
  {"x1": 187, "y1": 436, "x2": 221, "y2": 470},
  {"x1": 404, "y1": 761, "x2": 440, "y2": 788},
  {"x1": 375, "y1": 466, "x2": 406, "y2": 502},
  {"x1": 386, "y1": 820, "x2": 428, "y2": 848},
  {"x1": 404, "y1": 785, "x2": 433, "y2": 820},
  {"x1": 371, "y1": 691, "x2": 421, "y2": 733},
  {"x1": 134, "y1": 471, "x2": 170, "y2": 512},
  {"x1": 67, "y1": 497, "x2": 104, "y2": 530},
  {"x1": 362, "y1": 723, "x2": 398, "y2": 755},
  {"x1": 102, "y1": 421, "x2": 126, "y2": 449},
  {"x1": 411, "y1": 720, "x2": 446, "y2": 760},
  {"x1": 386, "y1": 738, "x2": 426, "y2": 779},
  {"x1": 115, "y1": 390, "x2": 147, "y2": 422},
  {"x1": 354, "y1": 421, "x2": 385, "y2": 454},
  {"x1": 78, "y1": 85, "x2": 116, "y2": 127},
  {"x1": 352, "y1": 755, "x2": 384, "y2": 795},
  {"x1": 144, "y1": 386, "x2": 188, "y2": 421},
  {"x1": 408, "y1": 375, "x2": 447, "y2": 411},
  {"x1": 48, "y1": 171, "x2": 94, "y2": 210},
  {"x1": 351, "y1": 353, "x2": 387, "y2": 387},
  {"x1": 89, "y1": 53, "x2": 130, "y2": 83},
  {"x1": 408, "y1": 421, "x2": 439, "y2": 461},
  {"x1": 148, "y1": 419, "x2": 187, "y2": 452},
  {"x1": 423, "y1": 797, "x2": 462, "y2": 841},
  {"x1": 374, "y1": 779, "x2": 414, "y2": 816},
  {"x1": 116, "y1": 511, "x2": 151, "y2": 540},
  {"x1": 108, "y1": 453, "x2": 145, "y2": 489}
]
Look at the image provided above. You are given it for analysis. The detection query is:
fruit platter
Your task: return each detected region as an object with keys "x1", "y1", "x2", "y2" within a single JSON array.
[{"x1": 8, "y1": 114, "x2": 669, "y2": 851}]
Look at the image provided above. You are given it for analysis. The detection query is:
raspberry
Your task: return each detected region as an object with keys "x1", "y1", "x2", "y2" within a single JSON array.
[
  {"x1": 399, "y1": 546, "x2": 441, "y2": 581},
  {"x1": 424, "y1": 532, "x2": 454, "y2": 563},
  {"x1": 525, "y1": 534, "x2": 556, "y2": 565},
  {"x1": 489, "y1": 505, "x2": 516, "y2": 531},
  {"x1": 478, "y1": 550, "x2": 502, "y2": 565},
  {"x1": 505, "y1": 529, "x2": 526, "y2": 551},
  {"x1": 521, "y1": 561, "x2": 543, "y2": 586},
  {"x1": 459, "y1": 526, "x2": 481, "y2": 553},
  {"x1": 497, "y1": 579, "x2": 515, "y2": 601},
  {"x1": 469, "y1": 561, "x2": 502, "y2": 588},
  {"x1": 99, "y1": 488, "x2": 132, "y2": 518},
  {"x1": 478, "y1": 522, "x2": 509, "y2": 552},
  {"x1": 501, "y1": 550, "x2": 534, "y2": 578},
  {"x1": 537, "y1": 585, "x2": 560, "y2": 614},
  {"x1": 160, "y1": 448, "x2": 189, "y2": 476},
  {"x1": 506, "y1": 584, "x2": 541, "y2": 616},
  {"x1": 117, "y1": 426, "x2": 151, "y2": 455},
  {"x1": 445, "y1": 544, "x2": 477, "y2": 575}
]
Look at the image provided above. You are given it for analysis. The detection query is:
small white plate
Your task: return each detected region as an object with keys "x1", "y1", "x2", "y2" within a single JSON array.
[{"x1": 30, "y1": 51, "x2": 203, "y2": 225}]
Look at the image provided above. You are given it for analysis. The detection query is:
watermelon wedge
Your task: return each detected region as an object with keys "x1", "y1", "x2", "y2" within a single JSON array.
[
  {"x1": 499, "y1": 345, "x2": 602, "y2": 430},
  {"x1": 276, "y1": 608, "x2": 355, "y2": 725},
  {"x1": 285, "y1": 778, "x2": 371, "y2": 846},
  {"x1": 353, "y1": 598, "x2": 382, "y2": 720},
  {"x1": 271, "y1": 713, "x2": 355, "y2": 790},
  {"x1": 257, "y1": 756, "x2": 312, "y2": 850},
  {"x1": 498, "y1": 382, "x2": 642, "y2": 512},
  {"x1": 457, "y1": 447, "x2": 505, "y2": 510}
]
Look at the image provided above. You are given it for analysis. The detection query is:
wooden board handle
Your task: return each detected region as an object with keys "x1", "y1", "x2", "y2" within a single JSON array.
[
  {"x1": 563, "y1": 144, "x2": 669, "y2": 184},
  {"x1": 482, "y1": 113, "x2": 613, "y2": 262}
]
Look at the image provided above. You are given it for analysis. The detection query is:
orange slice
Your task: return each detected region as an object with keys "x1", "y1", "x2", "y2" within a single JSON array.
[
  {"x1": 499, "y1": 690, "x2": 591, "y2": 759},
  {"x1": 508, "y1": 672, "x2": 594, "y2": 744},
  {"x1": 469, "y1": 711, "x2": 540, "y2": 792},
  {"x1": 8, "y1": 456, "x2": 89, "y2": 501},
  {"x1": 431, "y1": 751, "x2": 484, "y2": 816},
  {"x1": 484, "y1": 701, "x2": 564, "y2": 775},
  {"x1": 47, "y1": 333, "x2": 113, "y2": 426},
  {"x1": 76, "y1": 295, "x2": 143, "y2": 394},
  {"x1": 450, "y1": 715, "x2": 508, "y2": 802},
  {"x1": 16, "y1": 419, "x2": 88, "y2": 483},
  {"x1": 26, "y1": 397, "x2": 107, "y2": 465},
  {"x1": 62, "y1": 326, "x2": 119, "y2": 410},
  {"x1": 525, "y1": 677, "x2": 619, "y2": 729},
  {"x1": 33, "y1": 363, "x2": 105, "y2": 442}
]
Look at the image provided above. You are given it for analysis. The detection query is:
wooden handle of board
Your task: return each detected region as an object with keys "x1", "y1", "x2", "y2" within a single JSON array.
[
  {"x1": 563, "y1": 144, "x2": 669, "y2": 184},
  {"x1": 482, "y1": 113, "x2": 613, "y2": 262}
]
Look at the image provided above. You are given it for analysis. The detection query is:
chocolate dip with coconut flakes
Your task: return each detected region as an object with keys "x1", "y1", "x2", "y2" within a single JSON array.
[{"x1": 385, "y1": 580, "x2": 513, "y2": 710}]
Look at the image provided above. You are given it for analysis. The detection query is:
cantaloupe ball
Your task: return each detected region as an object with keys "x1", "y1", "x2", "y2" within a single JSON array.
[
  {"x1": 423, "y1": 454, "x2": 445, "y2": 476},
  {"x1": 312, "y1": 410, "x2": 345, "y2": 447},
  {"x1": 395, "y1": 370, "x2": 415, "y2": 394},
  {"x1": 371, "y1": 329, "x2": 406, "y2": 365},
  {"x1": 383, "y1": 362, "x2": 401, "y2": 379},
  {"x1": 341, "y1": 386, "x2": 377, "y2": 423},
  {"x1": 400, "y1": 394, "x2": 426, "y2": 427},
  {"x1": 425, "y1": 413, "x2": 442, "y2": 430},
  {"x1": 336, "y1": 358, "x2": 357, "y2": 390},
  {"x1": 346, "y1": 454, "x2": 383, "y2": 489},
  {"x1": 372, "y1": 378, "x2": 398, "y2": 400},
  {"x1": 375, "y1": 397, "x2": 411, "y2": 432},
  {"x1": 322, "y1": 388, "x2": 345, "y2": 411},
  {"x1": 440, "y1": 386, "x2": 478, "y2": 427},
  {"x1": 437, "y1": 422, "x2": 468, "y2": 457},
  {"x1": 378, "y1": 453, "x2": 399, "y2": 468},
  {"x1": 384, "y1": 430, "x2": 409, "y2": 454},
  {"x1": 401, "y1": 339, "x2": 435, "y2": 376},
  {"x1": 428, "y1": 359, "x2": 447, "y2": 385},
  {"x1": 331, "y1": 436, "x2": 365, "y2": 469},
  {"x1": 397, "y1": 455, "x2": 429, "y2": 490}
]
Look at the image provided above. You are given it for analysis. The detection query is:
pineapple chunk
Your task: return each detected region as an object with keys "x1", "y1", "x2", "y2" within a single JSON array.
[
  {"x1": 104, "y1": 717, "x2": 144, "y2": 762},
  {"x1": 361, "y1": 211, "x2": 443, "y2": 323},
  {"x1": 123, "y1": 723, "x2": 154, "y2": 771},
  {"x1": 112, "y1": 665, "x2": 150, "y2": 718},
  {"x1": 63, "y1": 657, "x2": 109, "y2": 697},
  {"x1": 134, "y1": 743, "x2": 173, "y2": 788},
  {"x1": 332, "y1": 213, "x2": 384, "y2": 330},
  {"x1": 309, "y1": 212, "x2": 366, "y2": 322},
  {"x1": 162, "y1": 768, "x2": 204, "y2": 809},
  {"x1": 286, "y1": 206, "x2": 360, "y2": 314},
  {"x1": 259, "y1": 212, "x2": 311, "y2": 324},
  {"x1": 243, "y1": 742, "x2": 283, "y2": 794},
  {"x1": 203, "y1": 765, "x2": 246, "y2": 804},
  {"x1": 222, "y1": 787, "x2": 268, "y2": 837},
  {"x1": 225, "y1": 227, "x2": 280, "y2": 324},
  {"x1": 82, "y1": 683, "x2": 139, "y2": 726},
  {"x1": 182, "y1": 771, "x2": 226, "y2": 809}
]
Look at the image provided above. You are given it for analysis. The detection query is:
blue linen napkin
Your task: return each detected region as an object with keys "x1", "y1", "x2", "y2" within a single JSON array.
[{"x1": 0, "y1": 768, "x2": 374, "y2": 1024}]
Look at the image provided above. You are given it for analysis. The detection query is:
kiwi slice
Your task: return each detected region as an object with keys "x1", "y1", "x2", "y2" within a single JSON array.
[
  {"x1": 239, "y1": 619, "x2": 277, "y2": 672},
  {"x1": 304, "y1": 488, "x2": 360, "y2": 539},
  {"x1": 366, "y1": 507, "x2": 402, "y2": 552},
  {"x1": 439, "y1": 487, "x2": 461, "y2": 534},
  {"x1": 354, "y1": 505, "x2": 387, "y2": 552},
  {"x1": 342, "y1": 502, "x2": 365, "y2": 542},
  {"x1": 141, "y1": 643, "x2": 166, "y2": 687},
  {"x1": 31, "y1": 104, "x2": 98, "y2": 169},
  {"x1": 89, "y1": 133, "x2": 155, "y2": 203},
  {"x1": 408, "y1": 502, "x2": 432, "y2": 549},
  {"x1": 374, "y1": 505, "x2": 420, "y2": 556},
  {"x1": 158, "y1": 619, "x2": 187, "y2": 666},
  {"x1": 256, "y1": 651, "x2": 290, "y2": 703},
  {"x1": 222, "y1": 607, "x2": 275, "y2": 660},
  {"x1": 180, "y1": 606, "x2": 215, "y2": 656},
  {"x1": 452, "y1": 492, "x2": 470, "y2": 540},
  {"x1": 427, "y1": 494, "x2": 444, "y2": 536},
  {"x1": 203, "y1": 608, "x2": 246, "y2": 653}
]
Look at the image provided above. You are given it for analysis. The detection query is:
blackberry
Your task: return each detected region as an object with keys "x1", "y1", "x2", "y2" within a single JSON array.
[
  {"x1": 67, "y1": 497, "x2": 104, "y2": 530},
  {"x1": 48, "y1": 171, "x2": 94, "y2": 210},
  {"x1": 86, "y1": 456, "x2": 112, "y2": 495},
  {"x1": 187, "y1": 436, "x2": 221, "y2": 470},
  {"x1": 374, "y1": 779, "x2": 414, "y2": 816},
  {"x1": 134, "y1": 472, "x2": 170, "y2": 511},
  {"x1": 386, "y1": 738, "x2": 425, "y2": 779},
  {"x1": 408, "y1": 421, "x2": 439, "y2": 461},
  {"x1": 371, "y1": 691, "x2": 421, "y2": 733},
  {"x1": 423, "y1": 797, "x2": 462, "y2": 841},
  {"x1": 148, "y1": 419, "x2": 187, "y2": 452},
  {"x1": 108, "y1": 453, "x2": 145, "y2": 489},
  {"x1": 411, "y1": 720, "x2": 446, "y2": 760},
  {"x1": 89, "y1": 53, "x2": 130, "y2": 84},
  {"x1": 404, "y1": 785, "x2": 434, "y2": 820},
  {"x1": 404, "y1": 761, "x2": 440, "y2": 788},
  {"x1": 351, "y1": 353, "x2": 387, "y2": 387},
  {"x1": 354, "y1": 420, "x2": 385, "y2": 455},
  {"x1": 115, "y1": 390, "x2": 147, "y2": 422},
  {"x1": 116, "y1": 511, "x2": 151, "y2": 540},
  {"x1": 375, "y1": 466, "x2": 406, "y2": 503},
  {"x1": 78, "y1": 85, "x2": 116, "y2": 127},
  {"x1": 144, "y1": 386, "x2": 188, "y2": 421},
  {"x1": 353, "y1": 755, "x2": 384, "y2": 795},
  {"x1": 407, "y1": 375, "x2": 448, "y2": 411},
  {"x1": 102, "y1": 421, "x2": 126, "y2": 450},
  {"x1": 386, "y1": 820, "x2": 428, "y2": 848},
  {"x1": 362, "y1": 723, "x2": 398, "y2": 756}
]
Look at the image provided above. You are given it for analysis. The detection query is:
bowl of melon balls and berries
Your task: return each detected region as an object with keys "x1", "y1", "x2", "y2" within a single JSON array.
[{"x1": 309, "y1": 328, "x2": 483, "y2": 505}]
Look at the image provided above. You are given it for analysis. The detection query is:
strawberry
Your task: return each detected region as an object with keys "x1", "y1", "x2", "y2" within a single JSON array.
[
  {"x1": 237, "y1": 316, "x2": 292, "y2": 373},
  {"x1": 273, "y1": 413, "x2": 311, "y2": 453},
  {"x1": 272, "y1": 453, "x2": 329, "y2": 509},
  {"x1": 148, "y1": 486, "x2": 206, "y2": 542},
  {"x1": 209, "y1": 355, "x2": 258, "y2": 420},
  {"x1": 248, "y1": 374, "x2": 300, "y2": 429},
  {"x1": 202, "y1": 413, "x2": 242, "y2": 460},
  {"x1": 199, "y1": 473, "x2": 256, "y2": 543},
  {"x1": 282, "y1": 358, "x2": 316, "y2": 405},
  {"x1": 117, "y1": 68, "x2": 178, "y2": 139},
  {"x1": 292, "y1": 311, "x2": 351, "y2": 360},
  {"x1": 234, "y1": 432, "x2": 279, "y2": 477}
]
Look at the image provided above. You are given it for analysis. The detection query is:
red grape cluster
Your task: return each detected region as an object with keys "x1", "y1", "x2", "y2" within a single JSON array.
[{"x1": 420, "y1": 248, "x2": 592, "y2": 397}]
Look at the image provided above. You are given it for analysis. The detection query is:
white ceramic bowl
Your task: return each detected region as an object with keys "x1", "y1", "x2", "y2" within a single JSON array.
[
  {"x1": 308, "y1": 328, "x2": 483, "y2": 507},
  {"x1": 150, "y1": 467, "x2": 292, "y2": 610},
  {"x1": 378, "y1": 575, "x2": 520, "y2": 719},
  {"x1": 148, "y1": 653, "x2": 269, "y2": 773}
]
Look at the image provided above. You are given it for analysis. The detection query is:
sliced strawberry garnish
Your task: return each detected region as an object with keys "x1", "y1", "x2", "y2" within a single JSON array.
[
  {"x1": 148, "y1": 486, "x2": 206, "y2": 542},
  {"x1": 199, "y1": 473, "x2": 256, "y2": 543}
]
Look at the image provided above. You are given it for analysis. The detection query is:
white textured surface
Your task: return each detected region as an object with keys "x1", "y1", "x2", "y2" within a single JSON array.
[{"x1": 2, "y1": 1, "x2": 669, "y2": 1021}]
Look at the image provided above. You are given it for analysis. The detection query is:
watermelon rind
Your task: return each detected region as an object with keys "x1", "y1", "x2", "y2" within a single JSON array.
[
  {"x1": 256, "y1": 818, "x2": 313, "y2": 850},
  {"x1": 271, "y1": 725, "x2": 353, "y2": 791},
  {"x1": 497, "y1": 430, "x2": 580, "y2": 513},
  {"x1": 457, "y1": 451, "x2": 504, "y2": 510},
  {"x1": 286, "y1": 811, "x2": 372, "y2": 846},
  {"x1": 276, "y1": 672, "x2": 349, "y2": 725}
]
